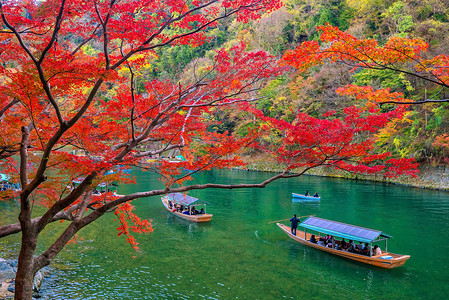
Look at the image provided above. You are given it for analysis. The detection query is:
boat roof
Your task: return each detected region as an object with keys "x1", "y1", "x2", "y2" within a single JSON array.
[
  {"x1": 300, "y1": 216, "x2": 392, "y2": 243},
  {"x1": 165, "y1": 193, "x2": 208, "y2": 206},
  {"x1": 0, "y1": 173, "x2": 10, "y2": 182}
]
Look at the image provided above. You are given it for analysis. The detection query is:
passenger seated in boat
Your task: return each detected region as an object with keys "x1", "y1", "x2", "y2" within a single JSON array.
[
  {"x1": 190, "y1": 206, "x2": 199, "y2": 215},
  {"x1": 373, "y1": 245, "x2": 382, "y2": 256},
  {"x1": 309, "y1": 235, "x2": 317, "y2": 243},
  {"x1": 363, "y1": 245, "x2": 370, "y2": 256},
  {"x1": 200, "y1": 208, "x2": 205, "y2": 214},
  {"x1": 93, "y1": 188, "x2": 100, "y2": 195},
  {"x1": 340, "y1": 239, "x2": 347, "y2": 250},
  {"x1": 348, "y1": 240, "x2": 357, "y2": 253},
  {"x1": 168, "y1": 200, "x2": 173, "y2": 208},
  {"x1": 182, "y1": 209, "x2": 190, "y2": 215},
  {"x1": 357, "y1": 242, "x2": 365, "y2": 251},
  {"x1": 305, "y1": 191, "x2": 309, "y2": 196},
  {"x1": 313, "y1": 192, "x2": 319, "y2": 197}
]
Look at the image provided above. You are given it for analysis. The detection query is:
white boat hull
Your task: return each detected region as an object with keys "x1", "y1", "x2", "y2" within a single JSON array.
[{"x1": 292, "y1": 193, "x2": 320, "y2": 201}]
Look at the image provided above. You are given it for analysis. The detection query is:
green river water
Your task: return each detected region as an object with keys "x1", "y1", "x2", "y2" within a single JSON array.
[{"x1": 1, "y1": 169, "x2": 448, "y2": 299}]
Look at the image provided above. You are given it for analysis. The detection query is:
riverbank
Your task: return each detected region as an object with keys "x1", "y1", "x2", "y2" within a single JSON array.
[
  {"x1": 241, "y1": 157, "x2": 449, "y2": 191},
  {"x1": 0, "y1": 259, "x2": 45, "y2": 300}
]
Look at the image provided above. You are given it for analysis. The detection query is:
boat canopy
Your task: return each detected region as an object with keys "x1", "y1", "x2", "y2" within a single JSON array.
[
  {"x1": 165, "y1": 193, "x2": 208, "y2": 206},
  {"x1": 0, "y1": 173, "x2": 10, "y2": 182},
  {"x1": 300, "y1": 216, "x2": 392, "y2": 243}
]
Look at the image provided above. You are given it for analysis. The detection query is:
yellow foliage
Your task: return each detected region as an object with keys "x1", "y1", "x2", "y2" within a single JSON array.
[
  {"x1": 117, "y1": 53, "x2": 156, "y2": 78},
  {"x1": 375, "y1": 111, "x2": 413, "y2": 146},
  {"x1": 346, "y1": 0, "x2": 384, "y2": 12}
]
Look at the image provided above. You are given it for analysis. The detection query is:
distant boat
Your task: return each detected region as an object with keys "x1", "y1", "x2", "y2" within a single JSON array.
[
  {"x1": 161, "y1": 193, "x2": 213, "y2": 223},
  {"x1": 292, "y1": 193, "x2": 320, "y2": 201},
  {"x1": 69, "y1": 178, "x2": 123, "y2": 197},
  {"x1": 277, "y1": 216, "x2": 410, "y2": 269},
  {"x1": 0, "y1": 173, "x2": 20, "y2": 191}
]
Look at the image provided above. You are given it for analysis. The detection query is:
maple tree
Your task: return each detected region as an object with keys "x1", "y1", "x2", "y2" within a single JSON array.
[
  {"x1": 0, "y1": 2, "x2": 419, "y2": 299},
  {"x1": 281, "y1": 24, "x2": 449, "y2": 163}
]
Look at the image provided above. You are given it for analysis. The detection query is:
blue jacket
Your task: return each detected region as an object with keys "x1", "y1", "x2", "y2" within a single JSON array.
[{"x1": 290, "y1": 217, "x2": 300, "y2": 227}]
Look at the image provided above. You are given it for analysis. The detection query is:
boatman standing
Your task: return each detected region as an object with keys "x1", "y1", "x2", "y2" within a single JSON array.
[{"x1": 290, "y1": 214, "x2": 301, "y2": 236}]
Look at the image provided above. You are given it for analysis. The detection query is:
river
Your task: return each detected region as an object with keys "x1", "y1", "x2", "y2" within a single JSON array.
[{"x1": 1, "y1": 169, "x2": 448, "y2": 299}]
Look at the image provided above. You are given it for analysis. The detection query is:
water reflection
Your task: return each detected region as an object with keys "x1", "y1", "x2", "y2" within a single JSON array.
[{"x1": 292, "y1": 198, "x2": 321, "y2": 208}]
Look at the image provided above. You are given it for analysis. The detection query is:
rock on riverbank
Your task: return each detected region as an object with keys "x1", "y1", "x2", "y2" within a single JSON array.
[{"x1": 0, "y1": 259, "x2": 45, "y2": 299}]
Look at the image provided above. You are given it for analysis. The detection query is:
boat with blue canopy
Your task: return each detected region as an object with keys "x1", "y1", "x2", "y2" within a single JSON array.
[
  {"x1": 0, "y1": 173, "x2": 20, "y2": 191},
  {"x1": 161, "y1": 193, "x2": 213, "y2": 222},
  {"x1": 277, "y1": 216, "x2": 410, "y2": 268},
  {"x1": 69, "y1": 177, "x2": 123, "y2": 197}
]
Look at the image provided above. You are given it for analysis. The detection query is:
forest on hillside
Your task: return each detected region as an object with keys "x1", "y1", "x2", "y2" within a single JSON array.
[{"x1": 142, "y1": 0, "x2": 449, "y2": 166}]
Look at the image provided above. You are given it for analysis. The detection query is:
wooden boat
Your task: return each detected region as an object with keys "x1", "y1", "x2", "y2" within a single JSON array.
[
  {"x1": 161, "y1": 193, "x2": 213, "y2": 223},
  {"x1": 277, "y1": 216, "x2": 410, "y2": 269},
  {"x1": 292, "y1": 193, "x2": 320, "y2": 201}
]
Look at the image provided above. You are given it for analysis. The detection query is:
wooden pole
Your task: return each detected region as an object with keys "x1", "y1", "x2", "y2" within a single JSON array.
[{"x1": 268, "y1": 215, "x2": 314, "y2": 224}]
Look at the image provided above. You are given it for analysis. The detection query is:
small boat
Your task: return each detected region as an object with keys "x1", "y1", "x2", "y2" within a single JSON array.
[
  {"x1": 161, "y1": 193, "x2": 213, "y2": 223},
  {"x1": 0, "y1": 173, "x2": 20, "y2": 191},
  {"x1": 292, "y1": 193, "x2": 320, "y2": 201},
  {"x1": 69, "y1": 178, "x2": 123, "y2": 197},
  {"x1": 277, "y1": 216, "x2": 410, "y2": 269},
  {"x1": 92, "y1": 182, "x2": 124, "y2": 197}
]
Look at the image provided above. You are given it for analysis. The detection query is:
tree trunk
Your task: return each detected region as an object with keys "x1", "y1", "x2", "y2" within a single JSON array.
[{"x1": 14, "y1": 229, "x2": 38, "y2": 299}]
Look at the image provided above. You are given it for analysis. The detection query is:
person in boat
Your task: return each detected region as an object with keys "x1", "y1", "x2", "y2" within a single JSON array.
[
  {"x1": 191, "y1": 206, "x2": 199, "y2": 215},
  {"x1": 313, "y1": 192, "x2": 319, "y2": 197},
  {"x1": 363, "y1": 244, "x2": 370, "y2": 256},
  {"x1": 305, "y1": 191, "x2": 309, "y2": 196},
  {"x1": 357, "y1": 242, "x2": 365, "y2": 251},
  {"x1": 200, "y1": 208, "x2": 205, "y2": 214},
  {"x1": 182, "y1": 209, "x2": 190, "y2": 215},
  {"x1": 373, "y1": 245, "x2": 382, "y2": 256},
  {"x1": 168, "y1": 200, "x2": 173, "y2": 208},
  {"x1": 289, "y1": 214, "x2": 301, "y2": 236},
  {"x1": 309, "y1": 235, "x2": 317, "y2": 243},
  {"x1": 348, "y1": 240, "x2": 357, "y2": 253},
  {"x1": 340, "y1": 239, "x2": 347, "y2": 250}
]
